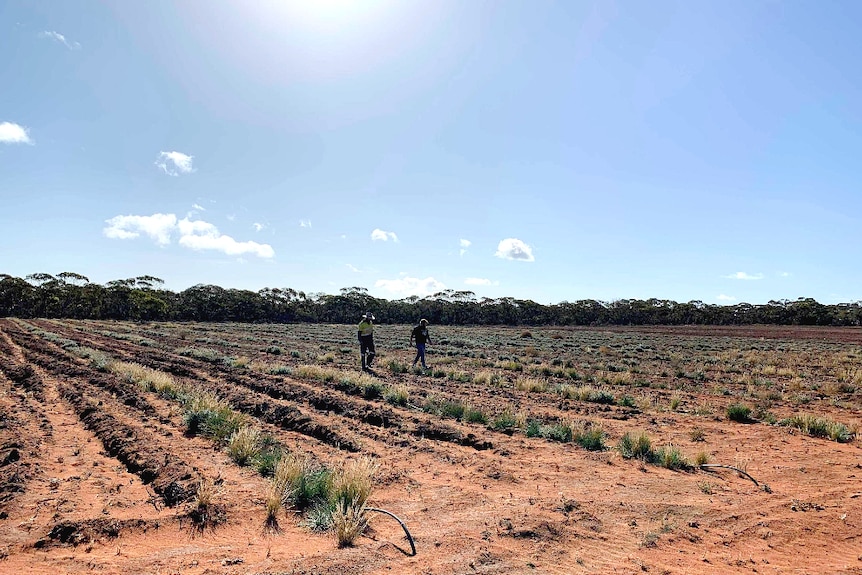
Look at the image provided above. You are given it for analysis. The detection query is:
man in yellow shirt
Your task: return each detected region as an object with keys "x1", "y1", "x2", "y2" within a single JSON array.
[{"x1": 357, "y1": 312, "x2": 376, "y2": 372}]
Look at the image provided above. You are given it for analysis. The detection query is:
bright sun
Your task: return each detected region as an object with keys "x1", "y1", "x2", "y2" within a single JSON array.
[{"x1": 254, "y1": 0, "x2": 391, "y2": 34}]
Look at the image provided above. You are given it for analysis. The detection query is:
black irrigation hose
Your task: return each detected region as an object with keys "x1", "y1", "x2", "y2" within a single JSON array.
[
  {"x1": 699, "y1": 464, "x2": 760, "y2": 487},
  {"x1": 366, "y1": 507, "x2": 416, "y2": 556}
]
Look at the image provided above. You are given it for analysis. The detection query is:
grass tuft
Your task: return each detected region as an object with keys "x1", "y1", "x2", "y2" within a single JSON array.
[{"x1": 617, "y1": 431, "x2": 654, "y2": 460}]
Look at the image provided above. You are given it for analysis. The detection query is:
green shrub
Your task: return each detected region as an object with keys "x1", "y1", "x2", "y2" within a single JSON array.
[
  {"x1": 254, "y1": 442, "x2": 284, "y2": 477},
  {"x1": 387, "y1": 359, "x2": 409, "y2": 374},
  {"x1": 726, "y1": 403, "x2": 752, "y2": 422},
  {"x1": 654, "y1": 446, "x2": 691, "y2": 470},
  {"x1": 464, "y1": 406, "x2": 488, "y2": 424},
  {"x1": 779, "y1": 414, "x2": 855, "y2": 443},
  {"x1": 203, "y1": 408, "x2": 248, "y2": 443},
  {"x1": 689, "y1": 427, "x2": 706, "y2": 442},
  {"x1": 304, "y1": 502, "x2": 335, "y2": 532},
  {"x1": 617, "y1": 431, "x2": 653, "y2": 460},
  {"x1": 542, "y1": 422, "x2": 574, "y2": 443},
  {"x1": 492, "y1": 409, "x2": 518, "y2": 432},
  {"x1": 574, "y1": 423, "x2": 606, "y2": 451},
  {"x1": 617, "y1": 394, "x2": 637, "y2": 408},
  {"x1": 440, "y1": 400, "x2": 465, "y2": 420}
]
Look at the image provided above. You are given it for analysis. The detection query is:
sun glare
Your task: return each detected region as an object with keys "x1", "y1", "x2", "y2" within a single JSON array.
[{"x1": 255, "y1": 0, "x2": 391, "y2": 34}]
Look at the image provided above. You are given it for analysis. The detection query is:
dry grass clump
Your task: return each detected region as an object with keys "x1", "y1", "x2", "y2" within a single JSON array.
[
  {"x1": 330, "y1": 456, "x2": 378, "y2": 547},
  {"x1": 558, "y1": 384, "x2": 615, "y2": 404},
  {"x1": 837, "y1": 366, "x2": 862, "y2": 385},
  {"x1": 516, "y1": 376, "x2": 548, "y2": 393},
  {"x1": 227, "y1": 425, "x2": 261, "y2": 466},
  {"x1": 497, "y1": 360, "x2": 523, "y2": 372},
  {"x1": 384, "y1": 383, "x2": 410, "y2": 406},
  {"x1": 473, "y1": 370, "x2": 502, "y2": 386},
  {"x1": 295, "y1": 364, "x2": 337, "y2": 382},
  {"x1": 189, "y1": 478, "x2": 226, "y2": 533},
  {"x1": 264, "y1": 479, "x2": 286, "y2": 532},
  {"x1": 331, "y1": 456, "x2": 378, "y2": 508},
  {"x1": 111, "y1": 361, "x2": 181, "y2": 398},
  {"x1": 332, "y1": 496, "x2": 369, "y2": 547},
  {"x1": 604, "y1": 370, "x2": 633, "y2": 385}
]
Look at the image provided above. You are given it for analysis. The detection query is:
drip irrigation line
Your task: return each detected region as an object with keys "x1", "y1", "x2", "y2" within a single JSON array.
[
  {"x1": 366, "y1": 507, "x2": 416, "y2": 556},
  {"x1": 699, "y1": 464, "x2": 760, "y2": 487}
]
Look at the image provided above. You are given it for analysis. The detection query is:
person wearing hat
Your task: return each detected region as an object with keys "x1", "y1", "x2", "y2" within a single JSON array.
[
  {"x1": 358, "y1": 312, "x2": 376, "y2": 372},
  {"x1": 410, "y1": 318, "x2": 432, "y2": 370}
]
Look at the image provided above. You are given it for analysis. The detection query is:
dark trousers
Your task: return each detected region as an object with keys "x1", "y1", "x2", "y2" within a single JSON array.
[{"x1": 360, "y1": 336, "x2": 375, "y2": 368}]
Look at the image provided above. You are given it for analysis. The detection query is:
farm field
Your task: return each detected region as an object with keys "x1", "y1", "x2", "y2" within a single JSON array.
[{"x1": 1, "y1": 318, "x2": 861, "y2": 574}]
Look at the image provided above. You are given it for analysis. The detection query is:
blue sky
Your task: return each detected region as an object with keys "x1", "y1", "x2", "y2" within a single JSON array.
[{"x1": 2, "y1": 0, "x2": 861, "y2": 305}]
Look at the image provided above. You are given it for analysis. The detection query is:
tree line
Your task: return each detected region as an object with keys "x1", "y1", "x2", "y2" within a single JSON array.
[{"x1": 1, "y1": 272, "x2": 861, "y2": 326}]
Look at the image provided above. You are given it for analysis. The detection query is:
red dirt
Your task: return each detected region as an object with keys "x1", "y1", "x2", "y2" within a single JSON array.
[{"x1": 1, "y1": 319, "x2": 860, "y2": 574}]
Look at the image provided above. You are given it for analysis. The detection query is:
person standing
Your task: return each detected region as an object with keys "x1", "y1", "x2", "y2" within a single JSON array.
[
  {"x1": 358, "y1": 312, "x2": 376, "y2": 372},
  {"x1": 410, "y1": 318, "x2": 432, "y2": 369}
]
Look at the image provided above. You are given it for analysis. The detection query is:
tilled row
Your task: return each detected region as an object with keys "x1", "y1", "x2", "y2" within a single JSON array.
[
  {"x1": 3, "y1": 325, "x2": 200, "y2": 508},
  {"x1": 0, "y1": 329, "x2": 52, "y2": 512},
  {"x1": 38, "y1": 320, "x2": 495, "y2": 451},
  {"x1": 64, "y1": 319, "x2": 634, "y2": 436},
  {"x1": 135, "y1": 348, "x2": 494, "y2": 451},
  {"x1": 54, "y1": 379, "x2": 197, "y2": 507}
]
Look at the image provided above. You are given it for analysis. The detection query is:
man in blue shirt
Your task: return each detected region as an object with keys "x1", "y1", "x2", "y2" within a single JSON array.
[{"x1": 410, "y1": 319, "x2": 432, "y2": 370}]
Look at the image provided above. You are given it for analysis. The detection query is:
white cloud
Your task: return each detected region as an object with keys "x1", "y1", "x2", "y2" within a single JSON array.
[
  {"x1": 103, "y1": 213, "x2": 177, "y2": 245},
  {"x1": 39, "y1": 30, "x2": 81, "y2": 50},
  {"x1": 459, "y1": 238, "x2": 471, "y2": 256},
  {"x1": 375, "y1": 276, "x2": 444, "y2": 297},
  {"x1": 779, "y1": 271, "x2": 791, "y2": 278},
  {"x1": 495, "y1": 238, "x2": 534, "y2": 261},
  {"x1": 717, "y1": 294, "x2": 736, "y2": 302},
  {"x1": 346, "y1": 264, "x2": 360, "y2": 272},
  {"x1": 371, "y1": 228, "x2": 398, "y2": 242},
  {"x1": 179, "y1": 230, "x2": 274, "y2": 258},
  {"x1": 155, "y1": 151, "x2": 194, "y2": 176},
  {"x1": 464, "y1": 277, "x2": 499, "y2": 286},
  {"x1": 0, "y1": 122, "x2": 32, "y2": 144},
  {"x1": 192, "y1": 203, "x2": 205, "y2": 211},
  {"x1": 253, "y1": 222, "x2": 265, "y2": 232},
  {"x1": 104, "y1": 213, "x2": 274, "y2": 258},
  {"x1": 724, "y1": 272, "x2": 764, "y2": 280},
  {"x1": 300, "y1": 220, "x2": 312, "y2": 228}
]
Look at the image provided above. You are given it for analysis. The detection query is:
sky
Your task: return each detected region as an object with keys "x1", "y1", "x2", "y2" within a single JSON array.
[{"x1": 2, "y1": 0, "x2": 861, "y2": 306}]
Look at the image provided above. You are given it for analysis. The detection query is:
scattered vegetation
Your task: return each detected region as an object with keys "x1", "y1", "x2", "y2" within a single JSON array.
[{"x1": 779, "y1": 414, "x2": 856, "y2": 442}]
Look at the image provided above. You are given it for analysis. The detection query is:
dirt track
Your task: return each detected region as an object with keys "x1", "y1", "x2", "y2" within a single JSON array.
[{"x1": 1, "y1": 319, "x2": 860, "y2": 574}]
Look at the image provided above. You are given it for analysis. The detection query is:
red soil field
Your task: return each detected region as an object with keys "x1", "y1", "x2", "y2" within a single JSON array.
[{"x1": 1, "y1": 319, "x2": 860, "y2": 574}]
